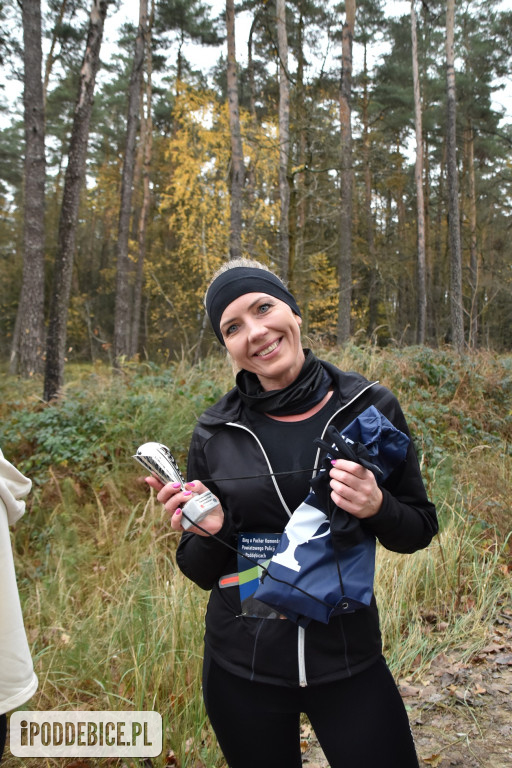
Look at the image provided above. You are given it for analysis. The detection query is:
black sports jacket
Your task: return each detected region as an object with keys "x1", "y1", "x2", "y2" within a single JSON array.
[{"x1": 176, "y1": 360, "x2": 438, "y2": 687}]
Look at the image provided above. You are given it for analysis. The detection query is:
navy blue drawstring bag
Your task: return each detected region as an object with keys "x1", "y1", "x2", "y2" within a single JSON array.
[{"x1": 253, "y1": 406, "x2": 409, "y2": 627}]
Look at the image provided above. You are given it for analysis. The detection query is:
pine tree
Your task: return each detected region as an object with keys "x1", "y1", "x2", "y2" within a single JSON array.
[
  {"x1": 226, "y1": 0, "x2": 244, "y2": 260},
  {"x1": 113, "y1": 0, "x2": 148, "y2": 364},
  {"x1": 445, "y1": 0, "x2": 464, "y2": 352},
  {"x1": 411, "y1": 0, "x2": 426, "y2": 344},
  {"x1": 44, "y1": 0, "x2": 108, "y2": 401},
  {"x1": 337, "y1": 0, "x2": 356, "y2": 344},
  {"x1": 12, "y1": 0, "x2": 46, "y2": 377}
]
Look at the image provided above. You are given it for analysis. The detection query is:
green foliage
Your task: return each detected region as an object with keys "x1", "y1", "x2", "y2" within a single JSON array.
[
  {"x1": 0, "y1": 357, "x2": 230, "y2": 484},
  {"x1": 0, "y1": 396, "x2": 109, "y2": 481}
]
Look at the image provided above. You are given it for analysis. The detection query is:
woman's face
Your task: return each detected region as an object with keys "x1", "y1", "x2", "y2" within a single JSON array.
[{"x1": 219, "y1": 292, "x2": 305, "y2": 391}]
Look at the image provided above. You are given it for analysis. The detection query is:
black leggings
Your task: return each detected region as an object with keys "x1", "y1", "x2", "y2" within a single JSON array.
[{"x1": 202, "y1": 653, "x2": 419, "y2": 768}]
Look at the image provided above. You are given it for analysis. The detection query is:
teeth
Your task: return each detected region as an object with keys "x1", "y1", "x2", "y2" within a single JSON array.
[{"x1": 257, "y1": 340, "x2": 279, "y2": 357}]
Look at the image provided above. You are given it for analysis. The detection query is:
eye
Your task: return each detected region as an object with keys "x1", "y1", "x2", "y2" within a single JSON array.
[
  {"x1": 258, "y1": 302, "x2": 272, "y2": 314},
  {"x1": 224, "y1": 323, "x2": 238, "y2": 337}
]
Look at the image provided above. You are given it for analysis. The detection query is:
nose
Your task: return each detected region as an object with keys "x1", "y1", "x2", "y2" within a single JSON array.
[{"x1": 246, "y1": 316, "x2": 268, "y2": 343}]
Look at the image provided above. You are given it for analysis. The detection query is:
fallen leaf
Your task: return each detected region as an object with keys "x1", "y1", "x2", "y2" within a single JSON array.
[
  {"x1": 450, "y1": 687, "x2": 473, "y2": 705},
  {"x1": 480, "y1": 642, "x2": 503, "y2": 654},
  {"x1": 422, "y1": 753, "x2": 443, "y2": 766},
  {"x1": 399, "y1": 684, "x2": 421, "y2": 697}
]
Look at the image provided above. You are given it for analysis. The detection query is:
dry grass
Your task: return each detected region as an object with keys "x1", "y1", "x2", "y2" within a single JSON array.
[{"x1": 1, "y1": 346, "x2": 510, "y2": 767}]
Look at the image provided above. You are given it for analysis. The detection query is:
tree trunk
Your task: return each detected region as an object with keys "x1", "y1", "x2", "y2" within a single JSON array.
[
  {"x1": 226, "y1": 0, "x2": 244, "y2": 260},
  {"x1": 337, "y1": 0, "x2": 355, "y2": 344},
  {"x1": 445, "y1": 0, "x2": 464, "y2": 352},
  {"x1": 113, "y1": 0, "x2": 147, "y2": 363},
  {"x1": 293, "y1": 7, "x2": 307, "y2": 317},
  {"x1": 43, "y1": 0, "x2": 69, "y2": 106},
  {"x1": 245, "y1": 14, "x2": 258, "y2": 215},
  {"x1": 276, "y1": 0, "x2": 290, "y2": 282},
  {"x1": 12, "y1": 0, "x2": 46, "y2": 378},
  {"x1": 361, "y1": 43, "x2": 378, "y2": 337},
  {"x1": 130, "y1": 0, "x2": 154, "y2": 358},
  {"x1": 411, "y1": 0, "x2": 426, "y2": 345},
  {"x1": 466, "y1": 122, "x2": 479, "y2": 348},
  {"x1": 43, "y1": 0, "x2": 108, "y2": 402}
]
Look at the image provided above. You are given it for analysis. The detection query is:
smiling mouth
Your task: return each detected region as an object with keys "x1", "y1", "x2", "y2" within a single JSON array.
[{"x1": 255, "y1": 339, "x2": 281, "y2": 357}]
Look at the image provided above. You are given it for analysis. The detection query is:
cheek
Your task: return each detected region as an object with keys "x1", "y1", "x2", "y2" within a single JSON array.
[{"x1": 225, "y1": 336, "x2": 245, "y2": 362}]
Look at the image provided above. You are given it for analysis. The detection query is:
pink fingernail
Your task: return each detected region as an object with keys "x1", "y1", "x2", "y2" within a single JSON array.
[
  {"x1": 186, "y1": 482, "x2": 196, "y2": 488},
  {"x1": 331, "y1": 460, "x2": 337, "y2": 465},
  {"x1": 175, "y1": 508, "x2": 182, "y2": 515},
  {"x1": 183, "y1": 490, "x2": 192, "y2": 496},
  {"x1": 172, "y1": 482, "x2": 181, "y2": 489}
]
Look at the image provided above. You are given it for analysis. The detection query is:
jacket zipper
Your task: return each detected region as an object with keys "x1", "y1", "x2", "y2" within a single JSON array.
[
  {"x1": 227, "y1": 379, "x2": 379, "y2": 688},
  {"x1": 298, "y1": 626, "x2": 307, "y2": 686}
]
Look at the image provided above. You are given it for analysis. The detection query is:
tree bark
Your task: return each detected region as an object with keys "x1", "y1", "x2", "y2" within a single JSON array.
[
  {"x1": 411, "y1": 0, "x2": 426, "y2": 345},
  {"x1": 113, "y1": 0, "x2": 147, "y2": 363},
  {"x1": 465, "y1": 122, "x2": 479, "y2": 348},
  {"x1": 445, "y1": 0, "x2": 464, "y2": 352},
  {"x1": 12, "y1": 0, "x2": 46, "y2": 377},
  {"x1": 337, "y1": 0, "x2": 355, "y2": 344},
  {"x1": 43, "y1": 0, "x2": 108, "y2": 401},
  {"x1": 43, "y1": 0, "x2": 69, "y2": 106},
  {"x1": 276, "y1": 0, "x2": 290, "y2": 282},
  {"x1": 226, "y1": 0, "x2": 244, "y2": 260},
  {"x1": 293, "y1": 6, "x2": 307, "y2": 318},
  {"x1": 130, "y1": 0, "x2": 154, "y2": 358},
  {"x1": 361, "y1": 43, "x2": 378, "y2": 337}
]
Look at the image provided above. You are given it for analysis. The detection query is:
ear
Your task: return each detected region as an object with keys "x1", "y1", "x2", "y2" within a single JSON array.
[{"x1": 294, "y1": 313, "x2": 302, "y2": 327}]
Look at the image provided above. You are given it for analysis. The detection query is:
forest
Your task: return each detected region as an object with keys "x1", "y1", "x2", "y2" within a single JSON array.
[
  {"x1": 1, "y1": 3, "x2": 512, "y2": 765},
  {"x1": 1, "y1": 0, "x2": 512, "y2": 402}
]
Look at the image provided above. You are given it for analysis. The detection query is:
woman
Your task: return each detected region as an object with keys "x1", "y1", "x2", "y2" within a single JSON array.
[{"x1": 146, "y1": 259, "x2": 437, "y2": 768}]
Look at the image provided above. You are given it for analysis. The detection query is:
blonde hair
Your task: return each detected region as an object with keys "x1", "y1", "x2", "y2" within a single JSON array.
[{"x1": 204, "y1": 258, "x2": 276, "y2": 308}]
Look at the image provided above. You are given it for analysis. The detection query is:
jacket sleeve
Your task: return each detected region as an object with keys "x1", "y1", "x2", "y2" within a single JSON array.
[
  {"x1": 0, "y1": 449, "x2": 32, "y2": 526},
  {"x1": 361, "y1": 394, "x2": 438, "y2": 554},
  {"x1": 175, "y1": 427, "x2": 236, "y2": 590}
]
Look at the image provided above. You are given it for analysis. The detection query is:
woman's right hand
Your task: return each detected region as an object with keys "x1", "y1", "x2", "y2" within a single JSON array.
[{"x1": 145, "y1": 476, "x2": 224, "y2": 536}]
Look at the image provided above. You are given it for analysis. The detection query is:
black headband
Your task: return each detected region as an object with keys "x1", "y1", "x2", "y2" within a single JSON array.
[{"x1": 205, "y1": 266, "x2": 301, "y2": 345}]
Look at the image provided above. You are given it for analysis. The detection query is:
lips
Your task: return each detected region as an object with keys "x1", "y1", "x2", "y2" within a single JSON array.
[{"x1": 254, "y1": 338, "x2": 281, "y2": 357}]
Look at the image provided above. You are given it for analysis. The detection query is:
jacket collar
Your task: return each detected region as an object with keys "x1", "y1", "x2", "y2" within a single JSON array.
[{"x1": 198, "y1": 359, "x2": 375, "y2": 428}]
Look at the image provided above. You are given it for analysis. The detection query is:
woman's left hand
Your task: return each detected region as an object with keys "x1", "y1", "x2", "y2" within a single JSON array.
[{"x1": 329, "y1": 460, "x2": 383, "y2": 519}]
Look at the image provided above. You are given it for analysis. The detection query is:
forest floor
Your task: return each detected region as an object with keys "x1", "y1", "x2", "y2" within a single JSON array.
[{"x1": 300, "y1": 608, "x2": 512, "y2": 768}]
